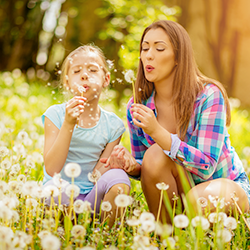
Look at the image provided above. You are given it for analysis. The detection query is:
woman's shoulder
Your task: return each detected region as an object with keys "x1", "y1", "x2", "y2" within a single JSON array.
[
  {"x1": 197, "y1": 83, "x2": 223, "y2": 102},
  {"x1": 45, "y1": 103, "x2": 66, "y2": 114}
]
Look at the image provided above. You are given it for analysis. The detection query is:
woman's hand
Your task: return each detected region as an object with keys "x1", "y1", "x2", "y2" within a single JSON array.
[
  {"x1": 100, "y1": 145, "x2": 138, "y2": 173},
  {"x1": 65, "y1": 96, "x2": 87, "y2": 125},
  {"x1": 131, "y1": 103, "x2": 160, "y2": 137}
]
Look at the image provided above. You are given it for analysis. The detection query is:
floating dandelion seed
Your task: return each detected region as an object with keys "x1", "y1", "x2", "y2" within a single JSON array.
[
  {"x1": 106, "y1": 59, "x2": 114, "y2": 69},
  {"x1": 88, "y1": 170, "x2": 101, "y2": 183},
  {"x1": 101, "y1": 201, "x2": 112, "y2": 212},
  {"x1": 78, "y1": 85, "x2": 86, "y2": 94},
  {"x1": 71, "y1": 225, "x2": 86, "y2": 238},
  {"x1": 114, "y1": 194, "x2": 131, "y2": 207},
  {"x1": 173, "y1": 214, "x2": 189, "y2": 228},
  {"x1": 64, "y1": 162, "x2": 81, "y2": 178},
  {"x1": 156, "y1": 182, "x2": 169, "y2": 190}
]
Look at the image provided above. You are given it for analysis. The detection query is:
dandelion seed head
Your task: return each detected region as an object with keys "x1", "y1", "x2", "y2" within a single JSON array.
[
  {"x1": 217, "y1": 228, "x2": 232, "y2": 243},
  {"x1": 126, "y1": 216, "x2": 140, "y2": 227},
  {"x1": 87, "y1": 170, "x2": 101, "y2": 183},
  {"x1": 124, "y1": 70, "x2": 135, "y2": 83},
  {"x1": 191, "y1": 216, "x2": 210, "y2": 230},
  {"x1": 43, "y1": 185, "x2": 59, "y2": 197},
  {"x1": 224, "y1": 217, "x2": 237, "y2": 230},
  {"x1": 197, "y1": 197, "x2": 208, "y2": 208},
  {"x1": 71, "y1": 225, "x2": 86, "y2": 238},
  {"x1": 139, "y1": 212, "x2": 155, "y2": 223},
  {"x1": 173, "y1": 214, "x2": 189, "y2": 228},
  {"x1": 64, "y1": 163, "x2": 81, "y2": 178},
  {"x1": 101, "y1": 201, "x2": 112, "y2": 212},
  {"x1": 141, "y1": 220, "x2": 155, "y2": 233},
  {"x1": 65, "y1": 184, "x2": 80, "y2": 198},
  {"x1": 0, "y1": 146, "x2": 9, "y2": 158},
  {"x1": 133, "y1": 209, "x2": 141, "y2": 217},
  {"x1": 156, "y1": 182, "x2": 169, "y2": 190},
  {"x1": 1, "y1": 159, "x2": 11, "y2": 170},
  {"x1": 114, "y1": 194, "x2": 131, "y2": 207},
  {"x1": 41, "y1": 234, "x2": 61, "y2": 250}
]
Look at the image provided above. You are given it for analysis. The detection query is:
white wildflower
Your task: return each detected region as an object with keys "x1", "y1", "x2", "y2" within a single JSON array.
[
  {"x1": 17, "y1": 174, "x2": 27, "y2": 183},
  {"x1": 71, "y1": 225, "x2": 86, "y2": 238},
  {"x1": 53, "y1": 173, "x2": 69, "y2": 190},
  {"x1": 17, "y1": 131, "x2": 29, "y2": 141},
  {"x1": 65, "y1": 184, "x2": 80, "y2": 198},
  {"x1": 139, "y1": 212, "x2": 155, "y2": 223},
  {"x1": 2, "y1": 197, "x2": 18, "y2": 209},
  {"x1": 38, "y1": 230, "x2": 51, "y2": 240},
  {"x1": 208, "y1": 212, "x2": 227, "y2": 223},
  {"x1": 173, "y1": 214, "x2": 189, "y2": 228},
  {"x1": 217, "y1": 228, "x2": 232, "y2": 243},
  {"x1": 1, "y1": 159, "x2": 11, "y2": 170},
  {"x1": 101, "y1": 201, "x2": 112, "y2": 212},
  {"x1": 197, "y1": 197, "x2": 208, "y2": 208},
  {"x1": 11, "y1": 163, "x2": 20, "y2": 173},
  {"x1": 224, "y1": 217, "x2": 237, "y2": 230},
  {"x1": 0, "y1": 180, "x2": 9, "y2": 193},
  {"x1": 22, "y1": 181, "x2": 38, "y2": 196},
  {"x1": 163, "y1": 237, "x2": 176, "y2": 248},
  {"x1": 73, "y1": 199, "x2": 85, "y2": 214},
  {"x1": 156, "y1": 182, "x2": 169, "y2": 190},
  {"x1": 124, "y1": 70, "x2": 135, "y2": 83},
  {"x1": 0, "y1": 146, "x2": 9, "y2": 158},
  {"x1": 0, "y1": 226, "x2": 14, "y2": 244},
  {"x1": 126, "y1": 216, "x2": 140, "y2": 227},
  {"x1": 64, "y1": 163, "x2": 81, "y2": 178},
  {"x1": 87, "y1": 169, "x2": 101, "y2": 183},
  {"x1": 41, "y1": 234, "x2": 61, "y2": 250},
  {"x1": 43, "y1": 185, "x2": 59, "y2": 197},
  {"x1": 114, "y1": 194, "x2": 131, "y2": 207},
  {"x1": 191, "y1": 216, "x2": 210, "y2": 230},
  {"x1": 26, "y1": 198, "x2": 38, "y2": 209},
  {"x1": 141, "y1": 220, "x2": 155, "y2": 233},
  {"x1": 208, "y1": 195, "x2": 225, "y2": 209},
  {"x1": 13, "y1": 142, "x2": 26, "y2": 156},
  {"x1": 133, "y1": 235, "x2": 150, "y2": 247},
  {"x1": 0, "y1": 204, "x2": 13, "y2": 221},
  {"x1": 32, "y1": 152, "x2": 43, "y2": 164},
  {"x1": 11, "y1": 210, "x2": 20, "y2": 223},
  {"x1": 133, "y1": 209, "x2": 141, "y2": 217}
]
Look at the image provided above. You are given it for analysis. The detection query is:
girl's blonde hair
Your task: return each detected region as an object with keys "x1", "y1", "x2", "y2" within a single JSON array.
[
  {"x1": 135, "y1": 20, "x2": 231, "y2": 140},
  {"x1": 60, "y1": 44, "x2": 109, "y2": 88}
]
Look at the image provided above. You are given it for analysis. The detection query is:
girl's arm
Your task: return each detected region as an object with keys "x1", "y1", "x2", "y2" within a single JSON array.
[
  {"x1": 93, "y1": 137, "x2": 122, "y2": 175},
  {"x1": 43, "y1": 96, "x2": 85, "y2": 176}
]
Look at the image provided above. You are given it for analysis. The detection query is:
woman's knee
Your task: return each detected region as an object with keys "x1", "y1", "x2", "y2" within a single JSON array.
[{"x1": 142, "y1": 143, "x2": 174, "y2": 177}]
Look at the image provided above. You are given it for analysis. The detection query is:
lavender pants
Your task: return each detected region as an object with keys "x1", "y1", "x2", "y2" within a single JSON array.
[{"x1": 43, "y1": 169, "x2": 131, "y2": 213}]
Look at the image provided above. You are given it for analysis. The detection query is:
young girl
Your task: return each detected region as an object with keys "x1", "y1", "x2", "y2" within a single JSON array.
[
  {"x1": 103, "y1": 20, "x2": 250, "y2": 223},
  {"x1": 42, "y1": 45, "x2": 130, "y2": 226}
]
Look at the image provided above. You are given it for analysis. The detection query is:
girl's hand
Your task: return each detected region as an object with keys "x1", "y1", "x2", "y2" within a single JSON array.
[
  {"x1": 131, "y1": 103, "x2": 160, "y2": 137},
  {"x1": 100, "y1": 145, "x2": 137, "y2": 173},
  {"x1": 65, "y1": 96, "x2": 86, "y2": 125}
]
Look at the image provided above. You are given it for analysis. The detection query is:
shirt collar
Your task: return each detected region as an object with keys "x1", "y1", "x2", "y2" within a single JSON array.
[{"x1": 143, "y1": 90, "x2": 156, "y2": 111}]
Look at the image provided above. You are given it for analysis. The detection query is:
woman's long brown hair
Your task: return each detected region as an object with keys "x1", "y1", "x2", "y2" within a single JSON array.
[{"x1": 135, "y1": 20, "x2": 231, "y2": 140}]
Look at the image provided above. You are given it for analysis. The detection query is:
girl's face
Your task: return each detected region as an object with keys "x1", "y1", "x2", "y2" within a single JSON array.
[
  {"x1": 67, "y1": 51, "x2": 110, "y2": 101},
  {"x1": 140, "y1": 28, "x2": 177, "y2": 85}
]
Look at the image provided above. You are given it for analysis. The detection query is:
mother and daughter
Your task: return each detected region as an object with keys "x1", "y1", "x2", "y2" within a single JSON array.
[{"x1": 42, "y1": 20, "x2": 250, "y2": 225}]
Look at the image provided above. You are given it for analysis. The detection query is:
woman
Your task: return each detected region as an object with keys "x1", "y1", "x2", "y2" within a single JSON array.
[{"x1": 102, "y1": 20, "x2": 250, "y2": 223}]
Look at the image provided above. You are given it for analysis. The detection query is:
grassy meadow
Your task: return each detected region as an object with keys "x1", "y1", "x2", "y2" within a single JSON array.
[{"x1": 1, "y1": 69, "x2": 250, "y2": 249}]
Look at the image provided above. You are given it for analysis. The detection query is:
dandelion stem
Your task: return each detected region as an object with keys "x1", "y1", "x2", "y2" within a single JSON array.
[
  {"x1": 93, "y1": 181, "x2": 98, "y2": 228},
  {"x1": 132, "y1": 80, "x2": 136, "y2": 104},
  {"x1": 232, "y1": 197, "x2": 250, "y2": 231},
  {"x1": 154, "y1": 189, "x2": 163, "y2": 242}
]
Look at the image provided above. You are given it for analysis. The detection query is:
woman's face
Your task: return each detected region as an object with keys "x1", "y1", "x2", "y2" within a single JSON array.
[{"x1": 140, "y1": 28, "x2": 177, "y2": 85}]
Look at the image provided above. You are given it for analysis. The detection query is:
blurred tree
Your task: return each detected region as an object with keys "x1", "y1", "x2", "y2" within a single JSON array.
[{"x1": 0, "y1": 0, "x2": 46, "y2": 71}]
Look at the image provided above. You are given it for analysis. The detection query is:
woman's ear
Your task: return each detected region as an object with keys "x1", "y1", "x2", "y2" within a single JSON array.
[{"x1": 103, "y1": 72, "x2": 110, "y2": 88}]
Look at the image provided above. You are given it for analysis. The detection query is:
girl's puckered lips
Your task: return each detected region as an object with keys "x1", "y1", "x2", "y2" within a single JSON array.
[{"x1": 145, "y1": 65, "x2": 155, "y2": 72}]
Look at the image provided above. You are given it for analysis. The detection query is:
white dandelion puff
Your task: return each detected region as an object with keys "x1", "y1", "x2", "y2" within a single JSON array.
[
  {"x1": 156, "y1": 182, "x2": 169, "y2": 190},
  {"x1": 73, "y1": 199, "x2": 85, "y2": 214},
  {"x1": 43, "y1": 185, "x2": 59, "y2": 197},
  {"x1": 101, "y1": 201, "x2": 112, "y2": 212},
  {"x1": 53, "y1": 173, "x2": 69, "y2": 190},
  {"x1": 197, "y1": 197, "x2": 208, "y2": 208},
  {"x1": 38, "y1": 230, "x2": 51, "y2": 240},
  {"x1": 126, "y1": 216, "x2": 140, "y2": 227},
  {"x1": 124, "y1": 70, "x2": 135, "y2": 83},
  {"x1": 224, "y1": 217, "x2": 237, "y2": 230},
  {"x1": 64, "y1": 163, "x2": 81, "y2": 178},
  {"x1": 191, "y1": 216, "x2": 210, "y2": 230},
  {"x1": 217, "y1": 228, "x2": 232, "y2": 243},
  {"x1": 65, "y1": 184, "x2": 80, "y2": 198},
  {"x1": 71, "y1": 225, "x2": 86, "y2": 238},
  {"x1": 0, "y1": 180, "x2": 9, "y2": 193},
  {"x1": 87, "y1": 169, "x2": 101, "y2": 183},
  {"x1": 0, "y1": 146, "x2": 9, "y2": 158},
  {"x1": 114, "y1": 194, "x2": 131, "y2": 207},
  {"x1": 173, "y1": 214, "x2": 189, "y2": 228},
  {"x1": 141, "y1": 220, "x2": 155, "y2": 233},
  {"x1": 41, "y1": 234, "x2": 61, "y2": 250},
  {"x1": 208, "y1": 212, "x2": 227, "y2": 223},
  {"x1": 139, "y1": 212, "x2": 155, "y2": 223},
  {"x1": 1, "y1": 159, "x2": 11, "y2": 170},
  {"x1": 17, "y1": 131, "x2": 29, "y2": 141}
]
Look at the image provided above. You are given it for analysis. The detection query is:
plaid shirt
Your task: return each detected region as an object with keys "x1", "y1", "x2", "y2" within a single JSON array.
[{"x1": 127, "y1": 84, "x2": 244, "y2": 184}]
